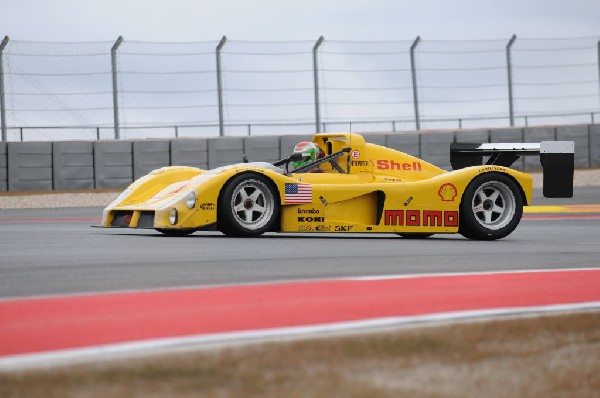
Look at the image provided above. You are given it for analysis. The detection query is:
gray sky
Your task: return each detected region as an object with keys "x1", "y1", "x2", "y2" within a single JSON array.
[
  {"x1": 1, "y1": 0, "x2": 599, "y2": 139},
  {"x1": 2, "y1": 0, "x2": 600, "y2": 42}
]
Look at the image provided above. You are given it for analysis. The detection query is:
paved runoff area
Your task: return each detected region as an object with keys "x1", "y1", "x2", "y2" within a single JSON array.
[{"x1": 0, "y1": 173, "x2": 599, "y2": 369}]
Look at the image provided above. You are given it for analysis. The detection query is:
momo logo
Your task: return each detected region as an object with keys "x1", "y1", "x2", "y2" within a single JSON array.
[
  {"x1": 438, "y1": 183, "x2": 458, "y2": 202},
  {"x1": 315, "y1": 225, "x2": 331, "y2": 232},
  {"x1": 376, "y1": 160, "x2": 422, "y2": 172},
  {"x1": 384, "y1": 210, "x2": 458, "y2": 227}
]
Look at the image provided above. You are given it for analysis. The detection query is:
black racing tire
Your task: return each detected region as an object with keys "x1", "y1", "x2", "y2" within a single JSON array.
[
  {"x1": 459, "y1": 172, "x2": 523, "y2": 241},
  {"x1": 218, "y1": 173, "x2": 280, "y2": 237},
  {"x1": 155, "y1": 228, "x2": 196, "y2": 237},
  {"x1": 396, "y1": 233, "x2": 434, "y2": 239}
]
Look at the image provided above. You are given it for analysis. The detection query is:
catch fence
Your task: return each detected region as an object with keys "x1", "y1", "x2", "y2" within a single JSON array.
[{"x1": 0, "y1": 35, "x2": 599, "y2": 141}]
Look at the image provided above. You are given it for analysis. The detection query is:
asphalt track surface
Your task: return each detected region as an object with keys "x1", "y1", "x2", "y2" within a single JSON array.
[{"x1": 1, "y1": 187, "x2": 599, "y2": 300}]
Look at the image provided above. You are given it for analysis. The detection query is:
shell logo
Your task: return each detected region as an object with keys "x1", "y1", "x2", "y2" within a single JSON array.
[{"x1": 438, "y1": 183, "x2": 458, "y2": 202}]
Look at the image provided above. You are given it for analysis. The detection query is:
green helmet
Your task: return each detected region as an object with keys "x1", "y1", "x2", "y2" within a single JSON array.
[{"x1": 292, "y1": 141, "x2": 322, "y2": 168}]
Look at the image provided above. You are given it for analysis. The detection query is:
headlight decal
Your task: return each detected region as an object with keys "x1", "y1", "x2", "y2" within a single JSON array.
[
  {"x1": 169, "y1": 208, "x2": 178, "y2": 225},
  {"x1": 186, "y1": 191, "x2": 196, "y2": 209}
]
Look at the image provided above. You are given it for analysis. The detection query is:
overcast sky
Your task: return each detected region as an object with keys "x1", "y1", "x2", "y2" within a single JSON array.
[
  {"x1": 2, "y1": 0, "x2": 600, "y2": 42},
  {"x1": 1, "y1": 0, "x2": 599, "y2": 139}
]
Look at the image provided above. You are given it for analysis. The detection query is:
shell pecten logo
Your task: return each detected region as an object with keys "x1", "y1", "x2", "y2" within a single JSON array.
[{"x1": 438, "y1": 183, "x2": 458, "y2": 202}]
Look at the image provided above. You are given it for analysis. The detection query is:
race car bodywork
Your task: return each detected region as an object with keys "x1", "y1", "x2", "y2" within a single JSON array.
[{"x1": 100, "y1": 132, "x2": 574, "y2": 240}]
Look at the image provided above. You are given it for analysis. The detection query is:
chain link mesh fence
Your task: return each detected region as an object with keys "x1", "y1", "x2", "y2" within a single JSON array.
[{"x1": 0, "y1": 36, "x2": 599, "y2": 141}]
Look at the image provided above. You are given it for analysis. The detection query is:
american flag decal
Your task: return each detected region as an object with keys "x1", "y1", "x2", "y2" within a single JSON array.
[{"x1": 284, "y1": 183, "x2": 312, "y2": 203}]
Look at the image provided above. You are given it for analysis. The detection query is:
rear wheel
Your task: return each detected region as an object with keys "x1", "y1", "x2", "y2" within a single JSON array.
[
  {"x1": 459, "y1": 173, "x2": 523, "y2": 240},
  {"x1": 218, "y1": 173, "x2": 280, "y2": 237}
]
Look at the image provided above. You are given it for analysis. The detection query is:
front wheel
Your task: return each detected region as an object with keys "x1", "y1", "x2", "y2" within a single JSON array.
[
  {"x1": 218, "y1": 173, "x2": 280, "y2": 237},
  {"x1": 459, "y1": 173, "x2": 523, "y2": 241}
]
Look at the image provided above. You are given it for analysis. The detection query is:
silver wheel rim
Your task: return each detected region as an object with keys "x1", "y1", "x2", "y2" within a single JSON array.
[
  {"x1": 231, "y1": 179, "x2": 274, "y2": 230},
  {"x1": 471, "y1": 181, "x2": 516, "y2": 231}
]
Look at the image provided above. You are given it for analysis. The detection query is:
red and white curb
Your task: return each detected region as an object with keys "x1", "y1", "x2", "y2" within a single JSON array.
[{"x1": 1, "y1": 268, "x2": 599, "y2": 370}]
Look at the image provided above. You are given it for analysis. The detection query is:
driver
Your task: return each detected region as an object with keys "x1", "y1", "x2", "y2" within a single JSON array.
[{"x1": 292, "y1": 141, "x2": 324, "y2": 172}]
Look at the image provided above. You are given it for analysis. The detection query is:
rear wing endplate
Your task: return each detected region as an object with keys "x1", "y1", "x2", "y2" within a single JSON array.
[{"x1": 450, "y1": 141, "x2": 574, "y2": 198}]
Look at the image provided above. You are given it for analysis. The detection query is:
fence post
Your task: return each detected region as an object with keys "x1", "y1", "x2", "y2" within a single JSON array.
[
  {"x1": 111, "y1": 36, "x2": 123, "y2": 140},
  {"x1": 506, "y1": 35, "x2": 517, "y2": 127},
  {"x1": 313, "y1": 36, "x2": 324, "y2": 133},
  {"x1": 216, "y1": 36, "x2": 227, "y2": 137},
  {"x1": 410, "y1": 36, "x2": 421, "y2": 131},
  {"x1": 0, "y1": 36, "x2": 9, "y2": 142}
]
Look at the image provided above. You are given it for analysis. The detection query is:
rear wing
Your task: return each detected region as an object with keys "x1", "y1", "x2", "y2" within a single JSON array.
[{"x1": 450, "y1": 141, "x2": 574, "y2": 198}]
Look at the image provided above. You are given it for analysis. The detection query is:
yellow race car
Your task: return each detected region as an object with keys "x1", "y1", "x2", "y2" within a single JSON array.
[{"x1": 100, "y1": 132, "x2": 574, "y2": 240}]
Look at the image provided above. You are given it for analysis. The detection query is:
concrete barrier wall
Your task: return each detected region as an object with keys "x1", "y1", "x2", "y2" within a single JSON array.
[
  {"x1": 53, "y1": 142, "x2": 94, "y2": 190},
  {"x1": 386, "y1": 133, "x2": 420, "y2": 157},
  {"x1": 133, "y1": 141, "x2": 171, "y2": 180},
  {"x1": 420, "y1": 132, "x2": 455, "y2": 170},
  {"x1": 244, "y1": 136, "x2": 280, "y2": 163},
  {"x1": 455, "y1": 130, "x2": 490, "y2": 144},
  {"x1": 361, "y1": 133, "x2": 387, "y2": 146},
  {"x1": 208, "y1": 137, "x2": 244, "y2": 169},
  {"x1": 589, "y1": 125, "x2": 600, "y2": 167},
  {"x1": 0, "y1": 123, "x2": 597, "y2": 191},
  {"x1": 8, "y1": 142, "x2": 53, "y2": 191},
  {"x1": 170, "y1": 139, "x2": 208, "y2": 169},
  {"x1": 94, "y1": 141, "x2": 133, "y2": 189},
  {"x1": 0, "y1": 143, "x2": 6, "y2": 191}
]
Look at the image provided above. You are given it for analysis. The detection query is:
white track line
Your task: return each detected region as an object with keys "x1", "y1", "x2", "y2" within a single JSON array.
[{"x1": 344, "y1": 267, "x2": 600, "y2": 281}]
